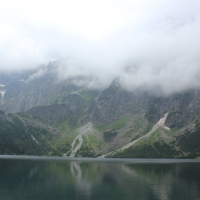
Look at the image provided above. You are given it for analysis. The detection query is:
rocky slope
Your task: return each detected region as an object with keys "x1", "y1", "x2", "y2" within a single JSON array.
[{"x1": 0, "y1": 63, "x2": 200, "y2": 158}]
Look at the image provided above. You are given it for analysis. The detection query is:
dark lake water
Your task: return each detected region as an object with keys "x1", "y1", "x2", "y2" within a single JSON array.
[{"x1": 0, "y1": 156, "x2": 200, "y2": 200}]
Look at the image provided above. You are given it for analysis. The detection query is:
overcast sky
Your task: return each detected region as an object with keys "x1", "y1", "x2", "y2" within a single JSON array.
[{"x1": 1, "y1": 0, "x2": 200, "y2": 95}]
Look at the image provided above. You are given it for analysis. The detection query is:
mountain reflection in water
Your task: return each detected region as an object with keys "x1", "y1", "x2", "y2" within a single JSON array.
[{"x1": 0, "y1": 156, "x2": 200, "y2": 200}]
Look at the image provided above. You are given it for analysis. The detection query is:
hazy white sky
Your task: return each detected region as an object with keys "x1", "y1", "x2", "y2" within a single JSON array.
[{"x1": 1, "y1": 0, "x2": 200, "y2": 94}]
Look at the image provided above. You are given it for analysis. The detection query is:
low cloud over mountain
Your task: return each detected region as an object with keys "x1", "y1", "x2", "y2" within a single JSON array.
[{"x1": 1, "y1": 0, "x2": 200, "y2": 95}]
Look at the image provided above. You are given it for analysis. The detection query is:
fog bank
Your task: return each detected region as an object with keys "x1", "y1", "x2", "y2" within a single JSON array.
[{"x1": 1, "y1": 0, "x2": 200, "y2": 95}]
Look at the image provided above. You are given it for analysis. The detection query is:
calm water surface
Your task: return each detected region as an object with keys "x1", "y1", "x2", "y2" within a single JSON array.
[{"x1": 0, "y1": 156, "x2": 200, "y2": 200}]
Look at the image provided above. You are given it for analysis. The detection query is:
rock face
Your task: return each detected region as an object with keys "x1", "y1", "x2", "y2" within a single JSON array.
[
  {"x1": 0, "y1": 66, "x2": 91, "y2": 112},
  {"x1": 1, "y1": 63, "x2": 200, "y2": 158}
]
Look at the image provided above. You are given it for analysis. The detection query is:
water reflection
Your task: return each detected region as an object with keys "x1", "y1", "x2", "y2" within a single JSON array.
[{"x1": 0, "y1": 157, "x2": 200, "y2": 200}]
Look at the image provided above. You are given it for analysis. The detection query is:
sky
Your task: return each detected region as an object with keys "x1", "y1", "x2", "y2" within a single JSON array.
[{"x1": 0, "y1": 0, "x2": 200, "y2": 95}]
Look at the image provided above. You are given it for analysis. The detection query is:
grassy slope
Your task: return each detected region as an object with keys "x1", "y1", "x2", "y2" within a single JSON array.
[
  {"x1": 0, "y1": 111, "x2": 59, "y2": 155},
  {"x1": 110, "y1": 127, "x2": 179, "y2": 158},
  {"x1": 1, "y1": 102, "x2": 200, "y2": 158},
  {"x1": 176, "y1": 120, "x2": 200, "y2": 158}
]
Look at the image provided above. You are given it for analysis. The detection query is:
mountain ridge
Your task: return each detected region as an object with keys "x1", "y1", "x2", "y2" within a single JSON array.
[{"x1": 0, "y1": 64, "x2": 200, "y2": 158}]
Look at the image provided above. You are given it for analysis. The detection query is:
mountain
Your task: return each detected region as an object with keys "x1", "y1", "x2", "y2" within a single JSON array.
[
  {"x1": 0, "y1": 110, "x2": 59, "y2": 155},
  {"x1": 0, "y1": 62, "x2": 200, "y2": 158}
]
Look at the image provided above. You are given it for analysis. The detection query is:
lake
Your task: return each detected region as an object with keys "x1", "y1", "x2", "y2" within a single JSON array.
[{"x1": 0, "y1": 156, "x2": 200, "y2": 200}]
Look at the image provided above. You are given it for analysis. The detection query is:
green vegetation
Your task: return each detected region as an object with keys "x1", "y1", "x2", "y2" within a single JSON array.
[
  {"x1": 79, "y1": 92, "x2": 94, "y2": 101},
  {"x1": 123, "y1": 117, "x2": 153, "y2": 139},
  {"x1": 55, "y1": 98, "x2": 63, "y2": 105},
  {"x1": 58, "y1": 120, "x2": 77, "y2": 133},
  {"x1": 52, "y1": 131, "x2": 78, "y2": 155},
  {"x1": 59, "y1": 121, "x2": 69, "y2": 133},
  {"x1": 76, "y1": 134, "x2": 102, "y2": 157},
  {"x1": 87, "y1": 134, "x2": 102, "y2": 149},
  {"x1": 111, "y1": 140, "x2": 177, "y2": 158},
  {"x1": 0, "y1": 112, "x2": 60, "y2": 156},
  {"x1": 176, "y1": 121, "x2": 200, "y2": 158},
  {"x1": 1, "y1": 79, "x2": 200, "y2": 158},
  {"x1": 76, "y1": 136, "x2": 95, "y2": 157},
  {"x1": 96, "y1": 116, "x2": 129, "y2": 132},
  {"x1": 110, "y1": 127, "x2": 178, "y2": 158},
  {"x1": 103, "y1": 130, "x2": 118, "y2": 142}
]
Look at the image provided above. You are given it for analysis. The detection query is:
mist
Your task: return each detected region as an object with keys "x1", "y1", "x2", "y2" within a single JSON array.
[{"x1": 1, "y1": 0, "x2": 200, "y2": 95}]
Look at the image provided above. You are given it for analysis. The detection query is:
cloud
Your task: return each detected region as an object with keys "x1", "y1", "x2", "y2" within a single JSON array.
[
  {"x1": 0, "y1": 0, "x2": 200, "y2": 95},
  {"x1": 26, "y1": 67, "x2": 47, "y2": 82}
]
